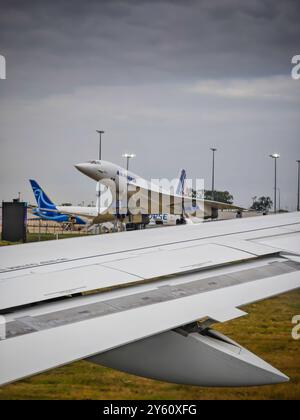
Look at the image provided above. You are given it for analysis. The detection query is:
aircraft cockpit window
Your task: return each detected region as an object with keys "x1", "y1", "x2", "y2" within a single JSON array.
[{"x1": 88, "y1": 160, "x2": 100, "y2": 164}]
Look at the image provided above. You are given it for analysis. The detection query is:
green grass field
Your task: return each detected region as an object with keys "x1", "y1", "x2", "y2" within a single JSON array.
[
  {"x1": 0, "y1": 232, "x2": 87, "y2": 246},
  {"x1": 0, "y1": 239, "x2": 299, "y2": 400}
]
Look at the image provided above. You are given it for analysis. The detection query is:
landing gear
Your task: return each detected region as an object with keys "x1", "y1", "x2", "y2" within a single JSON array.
[
  {"x1": 125, "y1": 214, "x2": 150, "y2": 231},
  {"x1": 176, "y1": 216, "x2": 187, "y2": 225},
  {"x1": 236, "y1": 210, "x2": 243, "y2": 219},
  {"x1": 62, "y1": 217, "x2": 77, "y2": 231}
]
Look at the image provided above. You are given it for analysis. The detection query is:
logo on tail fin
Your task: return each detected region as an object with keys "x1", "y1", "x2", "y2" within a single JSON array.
[
  {"x1": 176, "y1": 169, "x2": 187, "y2": 196},
  {"x1": 29, "y1": 180, "x2": 56, "y2": 210}
]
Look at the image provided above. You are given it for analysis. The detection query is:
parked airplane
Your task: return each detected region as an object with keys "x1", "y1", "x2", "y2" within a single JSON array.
[
  {"x1": 29, "y1": 174, "x2": 192, "y2": 231},
  {"x1": 0, "y1": 212, "x2": 299, "y2": 387},
  {"x1": 29, "y1": 180, "x2": 113, "y2": 226},
  {"x1": 75, "y1": 160, "x2": 242, "y2": 221}
]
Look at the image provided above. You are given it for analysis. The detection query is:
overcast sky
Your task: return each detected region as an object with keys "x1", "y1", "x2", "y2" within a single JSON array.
[{"x1": 0, "y1": 0, "x2": 300, "y2": 209}]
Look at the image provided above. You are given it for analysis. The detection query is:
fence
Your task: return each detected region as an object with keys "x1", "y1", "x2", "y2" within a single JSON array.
[{"x1": 26, "y1": 220, "x2": 93, "y2": 238}]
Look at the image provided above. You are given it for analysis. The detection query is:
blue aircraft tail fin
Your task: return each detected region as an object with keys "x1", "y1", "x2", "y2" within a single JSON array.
[
  {"x1": 176, "y1": 169, "x2": 187, "y2": 196},
  {"x1": 29, "y1": 180, "x2": 57, "y2": 210}
]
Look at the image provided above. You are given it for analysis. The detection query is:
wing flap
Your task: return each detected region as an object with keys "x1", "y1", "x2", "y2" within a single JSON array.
[
  {"x1": 0, "y1": 264, "x2": 143, "y2": 310},
  {"x1": 0, "y1": 268, "x2": 299, "y2": 386},
  {"x1": 102, "y1": 243, "x2": 256, "y2": 279},
  {"x1": 209, "y1": 307, "x2": 248, "y2": 323},
  {"x1": 0, "y1": 241, "x2": 279, "y2": 311},
  {"x1": 253, "y1": 234, "x2": 300, "y2": 255},
  {"x1": 1, "y1": 214, "x2": 299, "y2": 311}
]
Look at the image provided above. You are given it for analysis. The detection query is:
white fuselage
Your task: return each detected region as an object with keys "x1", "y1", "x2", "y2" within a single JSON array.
[
  {"x1": 75, "y1": 160, "x2": 242, "y2": 219},
  {"x1": 75, "y1": 160, "x2": 164, "y2": 194},
  {"x1": 56, "y1": 206, "x2": 99, "y2": 219}
]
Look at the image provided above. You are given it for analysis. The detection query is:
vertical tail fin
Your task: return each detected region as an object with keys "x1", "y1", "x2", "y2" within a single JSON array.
[
  {"x1": 29, "y1": 180, "x2": 56, "y2": 210},
  {"x1": 176, "y1": 169, "x2": 187, "y2": 196}
]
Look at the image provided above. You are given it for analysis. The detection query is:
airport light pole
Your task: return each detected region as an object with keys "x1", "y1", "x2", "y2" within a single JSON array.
[
  {"x1": 123, "y1": 153, "x2": 136, "y2": 172},
  {"x1": 122, "y1": 154, "x2": 136, "y2": 219},
  {"x1": 297, "y1": 160, "x2": 300, "y2": 212},
  {"x1": 276, "y1": 188, "x2": 281, "y2": 212},
  {"x1": 96, "y1": 130, "x2": 105, "y2": 161},
  {"x1": 269, "y1": 153, "x2": 280, "y2": 214},
  {"x1": 210, "y1": 148, "x2": 217, "y2": 201},
  {"x1": 96, "y1": 130, "x2": 104, "y2": 217}
]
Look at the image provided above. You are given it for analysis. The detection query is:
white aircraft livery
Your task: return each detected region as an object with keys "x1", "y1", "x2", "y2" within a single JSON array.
[
  {"x1": 75, "y1": 160, "x2": 242, "y2": 220},
  {"x1": 0, "y1": 212, "x2": 300, "y2": 387}
]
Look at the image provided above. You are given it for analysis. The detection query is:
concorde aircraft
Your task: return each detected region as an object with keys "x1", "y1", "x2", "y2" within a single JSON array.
[
  {"x1": 30, "y1": 163, "x2": 242, "y2": 230},
  {"x1": 75, "y1": 160, "x2": 242, "y2": 221},
  {"x1": 0, "y1": 211, "x2": 299, "y2": 387},
  {"x1": 29, "y1": 175, "x2": 193, "y2": 230}
]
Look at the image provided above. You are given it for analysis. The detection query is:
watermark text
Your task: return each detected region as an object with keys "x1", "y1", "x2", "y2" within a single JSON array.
[
  {"x1": 0, "y1": 54, "x2": 6, "y2": 79},
  {"x1": 291, "y1": 55, "x2": 300, "y2": 80}
]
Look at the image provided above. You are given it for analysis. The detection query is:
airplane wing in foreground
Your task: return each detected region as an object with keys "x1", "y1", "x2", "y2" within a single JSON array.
[{"x1": 0, "y1": 212, "x2": 300, "y2": 387}]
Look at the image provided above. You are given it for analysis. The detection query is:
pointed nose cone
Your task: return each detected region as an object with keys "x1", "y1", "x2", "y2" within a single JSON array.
[
  {"x1": 75, "y1": 163, "x2": 100, "y2": 181},
  {"x1": 75, "y1": 163, "x2": 88, "y2": 174}
]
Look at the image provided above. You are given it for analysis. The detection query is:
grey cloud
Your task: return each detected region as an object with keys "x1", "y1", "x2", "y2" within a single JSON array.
[
  {"x1": 0, "y1": 0, "x2": 299, "y2": 211},
  {"x1": 1, "y1": 0, "x2": 300, "y2": 99}
]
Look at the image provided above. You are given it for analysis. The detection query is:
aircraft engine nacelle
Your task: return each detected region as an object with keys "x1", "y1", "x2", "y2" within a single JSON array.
[
  {"x1": 211, "y1": 207, "x2": 219, "y2": 219},
  {"x1": 87, "y1": 328, "x2": 288, "y2": 387}
]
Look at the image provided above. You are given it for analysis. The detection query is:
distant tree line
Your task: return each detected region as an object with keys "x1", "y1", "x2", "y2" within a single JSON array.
[
  {"x1": 191, "y1": 190, "x2": 234, "y2": 204},
  {"x1": 204, "y1": 190, "x2": 234, "y2": 204},
  {"x1": 250, "y1": 196, "x2": 273, "y2": 213}
]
